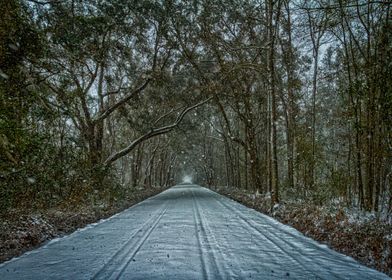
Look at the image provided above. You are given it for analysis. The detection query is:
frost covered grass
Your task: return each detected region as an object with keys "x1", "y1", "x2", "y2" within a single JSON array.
[
  {"x1": 0, "y1": 186, "x2": 168, "y2": 264},
  {"x1": 213, "y1": 186, "x2": 392, "y2": 277}
]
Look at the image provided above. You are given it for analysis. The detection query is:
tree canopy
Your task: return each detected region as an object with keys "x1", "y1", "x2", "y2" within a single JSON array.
[{"x1": 0, "y1": 0, "x2": 391, "y2": 218}]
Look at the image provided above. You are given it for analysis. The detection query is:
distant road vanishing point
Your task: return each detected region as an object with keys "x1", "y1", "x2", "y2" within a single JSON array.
[{"x1": 0, "y1": 184, "x2": 390, "y2": 279}]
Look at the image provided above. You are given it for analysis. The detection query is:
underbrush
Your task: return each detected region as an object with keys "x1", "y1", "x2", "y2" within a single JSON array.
[{"x1": 213, "y1": 186, "x2": 392, "y2": 277}]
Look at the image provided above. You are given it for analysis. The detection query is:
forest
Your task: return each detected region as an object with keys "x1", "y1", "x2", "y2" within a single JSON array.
[{"x1": 0, "y1": 0, "x2": 391, "y2": 275}]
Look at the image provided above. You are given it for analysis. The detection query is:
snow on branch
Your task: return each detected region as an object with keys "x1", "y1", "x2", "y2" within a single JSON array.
[{"x1": 103, "y1": 97, "x2": 212, "y2": 167}]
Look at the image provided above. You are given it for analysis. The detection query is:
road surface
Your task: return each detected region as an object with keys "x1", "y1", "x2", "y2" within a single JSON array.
[{"x1": 0, "y1": 184, "x2": 390, "y2": 279}]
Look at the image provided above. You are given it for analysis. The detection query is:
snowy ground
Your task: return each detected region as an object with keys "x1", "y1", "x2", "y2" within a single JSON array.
[{"x1": 0, "y1": 184, "x2": 390, "y2": 279}]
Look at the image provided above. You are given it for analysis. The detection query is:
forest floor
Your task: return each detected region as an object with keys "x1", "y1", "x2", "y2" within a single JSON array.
[
  {"x1": 212, "y1": 186, "x2": 392, "y2": 277},
  {"x1": 0, "y1": 186, "x2": 167, "y2": 264}
]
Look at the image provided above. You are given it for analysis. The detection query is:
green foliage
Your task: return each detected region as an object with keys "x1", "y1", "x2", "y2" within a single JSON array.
[{"x1": 1, "y1": 0, "x2": 41, "y2": 166}]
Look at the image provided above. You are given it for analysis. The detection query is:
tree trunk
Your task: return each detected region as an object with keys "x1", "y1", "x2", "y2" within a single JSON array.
[{"x1": 268, "y1": 0, "x2": 280, "y2": 205}]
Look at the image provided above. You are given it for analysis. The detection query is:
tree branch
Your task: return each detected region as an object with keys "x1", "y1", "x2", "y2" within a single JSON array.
[
  {"x1": 103, "y1": 97, "x2": 212, "y2": 167},
  {"x1": 93, "y1": 78, "x2": 152, "y2": 124},
  {"x1": 27, "y1": 0, "x2": 62, "y2": 5}
]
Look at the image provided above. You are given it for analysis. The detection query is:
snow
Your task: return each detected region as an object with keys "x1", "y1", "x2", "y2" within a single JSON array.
[
  {"x1": 182, "y1": 175, "x2": 193, "y2": 184},
  {"x1": 345, "y1": 208, "x2": 378, "y2": 225},
  {"x1": 8, "y1": 43, "x2": 19, "y2": 50},
  {"x1": 385, "y1": 234, "x2": 392, "y2": 242},
  {"x1": 26, "y1": 177, "x2": 36, "y2": 184},
  {"x1": 0, "y1": 70, "x2": 9, "y2": 79},
  {"x1": 0, "y1": 185, "x2": 389, "y2": 279}
]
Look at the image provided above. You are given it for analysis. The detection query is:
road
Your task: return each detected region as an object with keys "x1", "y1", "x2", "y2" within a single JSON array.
[{"x1": 0, "y1": 184, "x2": 390, "y2": 279}]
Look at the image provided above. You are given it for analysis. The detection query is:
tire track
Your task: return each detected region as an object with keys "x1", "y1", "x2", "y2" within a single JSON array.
[
  {"x1": 191, "y1": 189, "x2": 209, "y2": 280},
  {"x1": 216, "y1": 192, "x2": 344, "y2": 278},
  {"x1": 215, "y1": 193, "x2": 346, "y2": 279},
  {"x1": 199, "y1": 194, "x2": 278, "y2": 278},
  {"x1": 212, "y1": 194, "x2": 324, "y2": 278},
  {"x1": 256, "y1": 221, "x2": 342, "y2": 278},
  {"x1": 209, "y1": 193, "x2": 287, "y2": 272},
  {"x1": 92, "y1": 202, "x2": 169, "y2": 280},
  {"x1": 191, "y1": 189, "x2": 229, "y2": 280},
  {"x1": 197, "y1": 198, "x2": 242, "y2": 279},
  {"x1": 206, "y1": 188, "x2": 345, "y2": 265}
]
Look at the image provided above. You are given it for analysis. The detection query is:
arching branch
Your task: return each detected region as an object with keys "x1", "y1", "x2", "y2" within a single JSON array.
[{"x1": 103, "y1": 97, "x2": 212, "y2": 168}]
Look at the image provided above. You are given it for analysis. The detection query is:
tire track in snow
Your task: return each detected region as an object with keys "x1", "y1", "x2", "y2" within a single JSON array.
[
  {"x1": 191, "y1": 188, "x2": 229, "y2": 279},
  {"x1": 212, "y1": 193, "x2": 324, "y2": 278},
  {"x1": 191, "y1": 189, "x2": 231, "y2": 280},
  {"x1": 92, "y1": 202, "x2": 169, "y2": 280},
  {"x1": 196, "y1": 197, "x2": 243, "y2": 279},
  {"x1": 191, "y1": 189, "x2": 209, "y2": 279},
  {"x1": 208, "y1": 188, "x2": 357, "y2": 270},
  {"x1": 211, "y1": 191, "x2": 346, "y2": 278},
  {"x1": 252, "y1": 218, "x2": 342, "y2": 278},
  {"x1": 198, "y1": 193, "x2": 279, "y2": 277},
  {"x1": 209, "y1": 193, "x2": 289, "y2": 274},
  {"x1": 214, "y1": 191, "x2": 359, "y2": 279}
]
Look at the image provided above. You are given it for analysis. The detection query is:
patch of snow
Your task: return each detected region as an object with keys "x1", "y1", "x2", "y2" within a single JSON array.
[
  {"x1": 8, "y1": 43, "x2": 19, "y2": 50},
  {"x1": 0, "y1": 69, "x2": 9, "y2": 79},
  {"x1": 264, "y1": 192, "x2": 271, "y2": 199},
  {"x1": 26, "y1": 177, "x2": 36, "y2": 184},
  {"x1": 385, "y1": 234, "x2": 392, "y2": 241}
]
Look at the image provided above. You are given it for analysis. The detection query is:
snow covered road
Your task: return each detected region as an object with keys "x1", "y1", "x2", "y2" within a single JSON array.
[{"x1": 0, "y1": 184, "x2": 390, "y2": 279}]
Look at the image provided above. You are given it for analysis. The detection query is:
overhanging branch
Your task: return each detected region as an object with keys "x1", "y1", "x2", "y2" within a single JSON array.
[
  {"x1": 103, "y1": 97, "x2": 212, "y2": 167},
  {"x1": 93, "y1": 78, "x2": 152, "y2": 124}
]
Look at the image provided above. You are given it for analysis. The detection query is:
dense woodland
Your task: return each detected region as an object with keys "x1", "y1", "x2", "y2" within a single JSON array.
[{"x1": 0, "y1": 0, "x2": 391, "y2": 221}]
